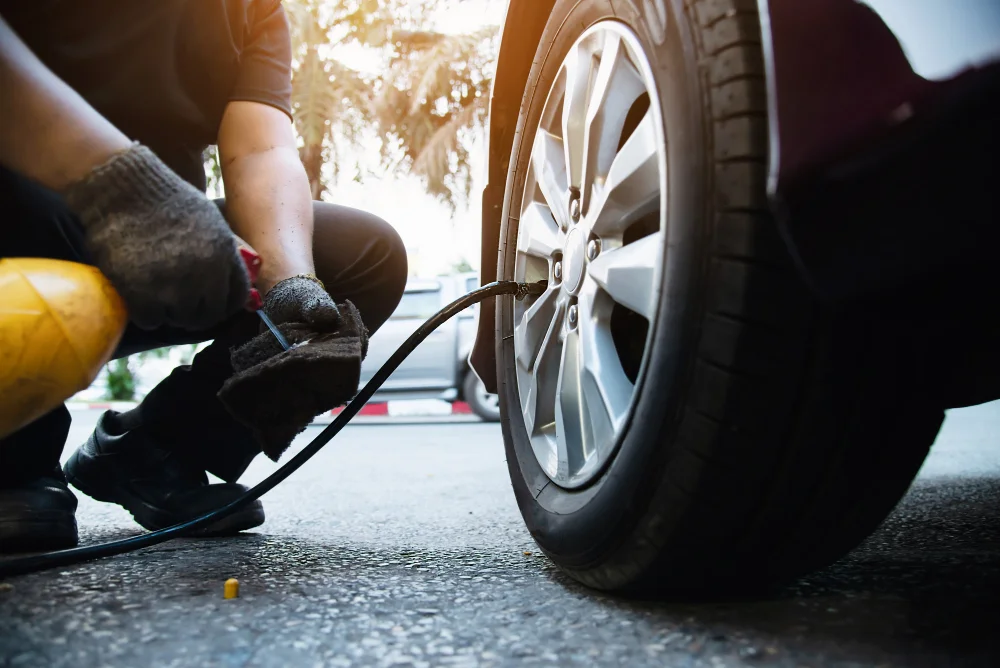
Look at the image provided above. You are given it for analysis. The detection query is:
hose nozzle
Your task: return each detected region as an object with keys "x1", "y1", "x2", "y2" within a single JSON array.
[{"x1": 516, "y1": 281, "x2": 548, "y2": 300}]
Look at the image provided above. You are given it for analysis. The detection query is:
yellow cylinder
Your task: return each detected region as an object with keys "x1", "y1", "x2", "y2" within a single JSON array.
[{"x1": 0, "y1": 258, "x2": 127, "y2": 439}]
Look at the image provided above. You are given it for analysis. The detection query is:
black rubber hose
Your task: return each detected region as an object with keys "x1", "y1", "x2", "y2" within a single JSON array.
[{"x1": 0, "y1": 281, "x2": 543, "y2": 578}]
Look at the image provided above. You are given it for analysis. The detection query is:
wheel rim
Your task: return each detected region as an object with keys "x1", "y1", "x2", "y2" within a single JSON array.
[
  {"x1": 475, "y1": 380, "x2": 500, "y2": 414},
  {"x1": 513, "y1": 21, "x2": 666, "y2": 489}
]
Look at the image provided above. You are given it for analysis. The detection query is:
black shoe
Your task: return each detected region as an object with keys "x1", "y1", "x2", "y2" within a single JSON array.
[
  {"x1": 64, "y1": 412, "x2": 264, "y2": 536},
  {"x1": 0, "y1": 471, "x2": 78, "y2": 552}
]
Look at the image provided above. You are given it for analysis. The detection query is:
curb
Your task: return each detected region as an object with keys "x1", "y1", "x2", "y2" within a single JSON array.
[
  {"x1": 332, "y1": 401, "x2": 474, "y2": 417},
  {"x1": 67, "y1": 402, "x2": 138, "y2": 412},
  {"x1": 67, "y1": 400, "x2": 480, "y2": 422}
]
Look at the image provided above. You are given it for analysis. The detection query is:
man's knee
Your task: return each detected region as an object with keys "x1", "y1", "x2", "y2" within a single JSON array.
[
  {"x1": 357, "y1": 215, "x2": 408, "y2": 327},
  {"x1": 311, "y1": 203, "x2": 408, "y2": 332},
  {"x1": 372, "y1": 217, "x2": 408, "y2": 302}
]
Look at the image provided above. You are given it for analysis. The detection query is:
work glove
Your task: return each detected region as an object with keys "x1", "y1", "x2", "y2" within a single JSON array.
[
  {"x1": 263, "y1": 275, "x2": 341, "y2": 330},
  {"x1": 219, "y1": 299, "x2": 368, "y2": 461},
  {"x1": 220, "y1": 275, "x2": 359, "y2": 460},
  {"x1": 63, "y1": 144, "x2": 251, "y2": 331}
]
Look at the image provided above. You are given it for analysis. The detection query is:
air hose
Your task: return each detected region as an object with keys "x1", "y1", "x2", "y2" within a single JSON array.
[{"x1": 0, "y1": 280, "x2": 544, "y2": 579}]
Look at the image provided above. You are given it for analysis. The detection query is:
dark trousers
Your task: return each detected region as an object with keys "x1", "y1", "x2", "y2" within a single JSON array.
[{"x1": 0, "y1": 167, "x2": 407, "y2": 486}]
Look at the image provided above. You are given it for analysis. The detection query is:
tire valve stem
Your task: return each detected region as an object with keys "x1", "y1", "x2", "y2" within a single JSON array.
[{"x1": 516, "y1": 281, "x2": 547, "y2": 301}]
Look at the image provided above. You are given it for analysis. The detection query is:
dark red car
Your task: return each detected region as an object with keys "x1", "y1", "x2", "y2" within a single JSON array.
[{"x1": 471, "y1": 0, "x2": 1000, "y2": 593}]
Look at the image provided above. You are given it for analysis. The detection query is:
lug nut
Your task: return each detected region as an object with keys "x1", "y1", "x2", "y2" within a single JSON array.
[
  {"x1": 553, "y1": 261, "x2": 563, "y2": 282},
  {"x1": 587, "y1": 239, "x2": 601, "y2": 261},
  {"x1": 568, "y1": 304, "x2": 578, "y2": 328},
  {"x1": 569, "y1": 199, "x2": 581, "y2": 222}
]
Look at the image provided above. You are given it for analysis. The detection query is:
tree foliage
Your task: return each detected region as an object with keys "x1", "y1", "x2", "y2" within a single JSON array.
[
  {"x1": 105, "y1": 358, "x2": 136, "y2": 401},
  {"x1": 285, "y1": 0, "x2": 372, "y2": 197},
  {"x1": 376, "y1": 25, "x2": 498, "y2": 208},
  {"x1": 103, "y1": 348, "x2": 173, "y2": 401},
  {"x1": 283, "y1": 0, "x2": 497, "y2": 206},
  {"x1": 284, "y1": 0, "x2": 443, "y2": 199}
]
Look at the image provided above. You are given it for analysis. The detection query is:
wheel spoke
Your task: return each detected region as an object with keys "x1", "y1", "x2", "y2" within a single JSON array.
[
  {"x1": 576, "y1": 284, "x2": 633, "y2": 457},
  {"x1": 522, "y1": 301, "x2": 564, "y2": 438},
  {"x1": 589, "y1": 110, "x2": 661, "y2": 238},
  {"x1": 554, "y1": 326, "x2": 585, "y2": 481},
  {"x1": 517, "y1": 202, "x2": 562, "y2": 259},
  {"x1": 514, "y1": 287, "x2": 560, "y2": 371},
  {"x1": 582, "y1": 36, "x2": 646, "y2": 214},
  {"x1": 531, "y1": 130, "x2": 569, "y2": 227},
  {"x1": 585, "y1": 35, "x2": 623, "y2": 122},
  {"x1": 561, "y1": 43, "x2": 592, "y2": 191},
  {"x1": 517, "y1": 204, "x2": 560, "y2": 260},
  {"x1": 587, "y1": 230, "x2": 663, "y2": 321}
]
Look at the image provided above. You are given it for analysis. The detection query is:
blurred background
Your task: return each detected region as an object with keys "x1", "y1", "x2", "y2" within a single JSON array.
[{"x1": 84, "y1": 0, "x2": 505, "y2": 403}]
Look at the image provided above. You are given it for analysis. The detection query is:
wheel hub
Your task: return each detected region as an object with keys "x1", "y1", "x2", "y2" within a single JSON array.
[{"x1": 562, "y1": 228, "x2": 587, "y2": 294}]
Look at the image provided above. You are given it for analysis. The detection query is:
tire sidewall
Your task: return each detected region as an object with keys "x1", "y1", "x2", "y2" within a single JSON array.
[{"x1": 496, "y1": 0, "x2": 709, "y2": 570}]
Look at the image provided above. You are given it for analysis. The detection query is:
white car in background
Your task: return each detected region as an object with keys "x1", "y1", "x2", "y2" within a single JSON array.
[{"x1": 359, "y1": 272, "x2": 500, "y2": 421}]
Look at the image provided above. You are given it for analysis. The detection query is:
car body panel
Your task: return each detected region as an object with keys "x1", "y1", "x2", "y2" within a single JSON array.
[
  {"x1": 472, "y1": 0, "x2": 557, "y2": 392},
  {"x1": 758, "y1": 0, "x2": 1000, "y2": 300},
  {"x1": 365, "y1": 279, "x2": 456, "y2": 391},
  {"x1": 361, "y1": 274, "x2": 481, "y2": 402},
  {"x1": 758, "y1": 0, "x2": 1000, "y2": 195}
]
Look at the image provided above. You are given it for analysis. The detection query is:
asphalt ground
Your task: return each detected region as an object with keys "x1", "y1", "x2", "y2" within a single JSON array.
[{"x1": 0, "y1": 400, "x2": 998, "y2": 667}]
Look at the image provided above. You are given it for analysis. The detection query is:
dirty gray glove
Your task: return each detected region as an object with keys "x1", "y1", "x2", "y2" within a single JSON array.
[
  {"x1": 62, "y1": 144, "x2": 251, "y2": 331},
  {"x1": 263, "y1": 275, "x2": 341, "y2": 330}
]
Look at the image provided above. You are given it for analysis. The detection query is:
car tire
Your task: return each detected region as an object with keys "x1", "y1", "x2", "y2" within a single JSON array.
[
  {"x1": 463, "y1": 371, "x2": 502, "y2": 422},
  {"x1": 494, "y1": 0, "x2": 944, "y2": 593}
]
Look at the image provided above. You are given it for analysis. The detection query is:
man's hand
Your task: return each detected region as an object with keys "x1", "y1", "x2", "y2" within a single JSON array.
[
  {"x1": 64, "y1": 145, "x2": 251, "y2": 331},
  {"x1": 263, "y1": 276, "x2": 341, "y2": 331},
  {"x1": 218, "y1": 102, "x2": 336, "y2": 332}
]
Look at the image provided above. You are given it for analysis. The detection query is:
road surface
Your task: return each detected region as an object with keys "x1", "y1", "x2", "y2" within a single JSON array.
[{"x1": 1, "y1": 401, "x2": 998, "y2": 667}]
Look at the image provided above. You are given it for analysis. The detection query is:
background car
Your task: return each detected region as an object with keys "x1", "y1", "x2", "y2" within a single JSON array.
[
  {"x1": 469, "y1": 0, "x2": 1000, "y2": 594},
  {"x1": 360, "y1": 272, "x2": 500, "y2": 421}
]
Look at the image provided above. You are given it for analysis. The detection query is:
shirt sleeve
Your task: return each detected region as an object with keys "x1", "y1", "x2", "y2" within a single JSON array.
[{"x1": 230, "y1": 0, "x2": 293, "y2": 120}]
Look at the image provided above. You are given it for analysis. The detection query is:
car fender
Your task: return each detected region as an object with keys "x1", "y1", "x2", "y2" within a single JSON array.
[
  {"x1": 758, "y1": 0, "x2": 1000, "y2": 299},
  {"x1": 471, "y1": 0, "x2": 558, "y2": 392},
  {"x1": 758, "y1": 0, "x2": 1000, "y2": 196}
]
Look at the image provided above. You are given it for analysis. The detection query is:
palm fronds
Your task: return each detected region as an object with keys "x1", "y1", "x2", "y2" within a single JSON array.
[
  {"x1": 376, "y1": 24, "x2": 498, "y2": 208},
  {"x1": 281, "y1": 0, "x2": 496, "y2": 204}
]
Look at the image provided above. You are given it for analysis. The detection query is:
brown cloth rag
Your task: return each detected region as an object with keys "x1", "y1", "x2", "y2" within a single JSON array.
[{"x1": 217, "y1": 300, "x2": 369, "y2": 461}]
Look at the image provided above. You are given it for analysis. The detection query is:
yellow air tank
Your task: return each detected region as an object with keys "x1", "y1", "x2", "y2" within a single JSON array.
[{"x1": 0, "y1": 258, "x2": 127, "y2": 439}]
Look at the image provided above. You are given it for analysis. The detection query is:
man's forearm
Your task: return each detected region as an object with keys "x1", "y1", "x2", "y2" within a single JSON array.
[
  {"x1": 221, "y1": 145, "x2": 315, "y2": 294},
  {"x1": 218, "y1": 100, "x2": 316, "y2": 294},
  {"x1": 0, "y1": 16, "x2": 131, "y2": 190}
]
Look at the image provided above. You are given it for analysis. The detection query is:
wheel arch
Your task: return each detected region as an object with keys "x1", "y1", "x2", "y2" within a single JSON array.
[{"x1": 470, "y1": 0, "x2": 557, "y2": 393}]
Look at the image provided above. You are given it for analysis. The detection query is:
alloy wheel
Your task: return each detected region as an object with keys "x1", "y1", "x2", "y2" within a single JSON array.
[{"x1": 513, "y1": 21, "x2": 667, "y2": 488}]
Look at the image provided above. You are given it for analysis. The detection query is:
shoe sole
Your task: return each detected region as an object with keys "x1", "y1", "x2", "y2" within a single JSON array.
[
  {"x1": 0, "y1": 510, "x2": 78, "y2": 553},
  {"x1": 64, "y1": 450, "x2": 265, "y2": 537}
]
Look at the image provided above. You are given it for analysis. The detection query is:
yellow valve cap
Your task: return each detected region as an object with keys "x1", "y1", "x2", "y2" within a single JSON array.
[
  {"x1": 224, "y1": 578, "x2": 240, "y2": 599},
  {"x1": 0, "y1": 258, "x2": 127, "y2": 439}
]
